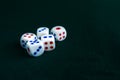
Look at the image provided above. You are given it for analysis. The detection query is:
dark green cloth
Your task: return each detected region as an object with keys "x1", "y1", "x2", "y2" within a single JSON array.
[{"x1": 0, "y1": 0, "x2": 120, "y2": 80}]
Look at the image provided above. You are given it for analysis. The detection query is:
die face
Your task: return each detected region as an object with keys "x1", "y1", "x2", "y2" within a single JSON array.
[
  {"x1": 41, "y1": 35, "x2": 55, "y2": 51},
  {"x1": 54, "y1": 30, "x2": 67, "y2": 41},
  {"x1": 26, "y1": 40, "x2": 44, "y2": 57},
  {"x1": 20, "y1": 33, "x2": 37, "y2": 49},
  {"x1": 20, "y1": 40, "x2": 28, "y2": 49},
  {"x1": 51, "y1": 26, "x2": 67, "y2": 41},
  {"x1": 37, "y1": 27, "x2": 49, "y2": 39}
]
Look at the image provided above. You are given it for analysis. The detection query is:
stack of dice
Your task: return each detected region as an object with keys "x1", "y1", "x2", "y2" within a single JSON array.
[{"x1": 20, "y1": 26, "x2": 67, "y2": 57}]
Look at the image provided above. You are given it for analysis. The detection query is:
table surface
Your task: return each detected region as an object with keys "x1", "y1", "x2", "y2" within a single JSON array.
[{"x1": 0, "y1": 0, "x2": 120, "y2": 80}]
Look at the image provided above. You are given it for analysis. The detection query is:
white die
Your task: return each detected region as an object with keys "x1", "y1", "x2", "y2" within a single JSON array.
[
  {"x1": 41, "y1": 34, "x2": 55, "y2": 51},
  {"x1": 26, "y1": 39, "x2": 44, "y2": 57},
  {"x1": 51, "y1": 26, "x2": 67, "y2": 41},
  {"x1": 20, "y1": 33, "x2": 37, "y2": 49},
  {"x1": 37, "y1": 27, "x2": 49, "y2": 39}
]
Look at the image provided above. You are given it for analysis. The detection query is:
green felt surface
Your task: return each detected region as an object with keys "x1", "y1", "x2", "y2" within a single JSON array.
[{"x1": 0, "y1": 0, "x2": 120, "y2": 80}]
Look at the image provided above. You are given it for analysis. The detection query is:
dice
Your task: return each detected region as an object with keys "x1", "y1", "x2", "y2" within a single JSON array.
[
  {"x1": 41, "y1": 34, "x2": 55, "y2": 51},
  {"x1": 51, "y1": 26, "x2": 67, "y2": 41},
  {"x1": 26, "y1": 39, "x2": 44, "y2": 57},
  {"x1": 20, "y1": 33, "x2": 37, "y2": 49},
  {"x1": 20, "y1": 26, "x2": 67, "y2": 57},
  {"x1": 37, "y1": 27, "x2": 49, "y2": 39}
]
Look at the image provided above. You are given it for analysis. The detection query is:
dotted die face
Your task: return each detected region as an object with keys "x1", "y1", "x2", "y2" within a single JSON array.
[
  {"x1": 37, "y1": 27, "x2": 49, "y2": 39},
  {"x1": 22, "y1": 33, "x2": 37, "y2": 40},
  {"x1": 41, "y1": 35, "x2": 55, "y2": 51},
  {"x1": 26, "y1": 40, "x2": 44, "y2": 57},
  {"x1": 51, "y1": 26, "x2": 67, "y2": 41},
  {"x1": 20, "y1": 33, "x2": 37, "y2": 49}
]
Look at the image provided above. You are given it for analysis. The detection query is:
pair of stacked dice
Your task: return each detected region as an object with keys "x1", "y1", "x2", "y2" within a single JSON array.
[{"x1": 20, "y1": 26, "x2": 67, "y2": 57}]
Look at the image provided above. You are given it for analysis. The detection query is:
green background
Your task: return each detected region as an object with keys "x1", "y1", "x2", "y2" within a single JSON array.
[{"x1": 0, "y1": 0, "x2": 120, "y2": 80}]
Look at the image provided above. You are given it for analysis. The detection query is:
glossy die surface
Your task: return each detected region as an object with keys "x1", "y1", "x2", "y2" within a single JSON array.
[
  {"x1": 37, "y1": 27, "x2": 49, "y2": 39},
  {"x1": 41, "y1": 34, "x2": 55, "y2": 51},
  {"x1": 26, "y1": 40, "x2": 44, "y2": 57},
  {"x1": 51, "y1": 26, "x2": 67, "y2": 41},
  {"x1": 20, "y1": 33, "x2": 37, "y2": 49}
]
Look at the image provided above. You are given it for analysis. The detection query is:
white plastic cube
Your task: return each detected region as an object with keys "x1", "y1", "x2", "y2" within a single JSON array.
[
  {"x1": 20, "y1": 33, "x2": 37, "y2": 49},
  {"x1": 51, "y1": 26, "x2": 67, "y2": 41},
  {"x1": 37, "y1": 27, "x2": 49, "y2": 39},
  {"x1": 26, "y1": 40, "x2": 44, "y2": 57},
  {"x1": 41, "y1": 34, "x2": 55, "y2": 51}
]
